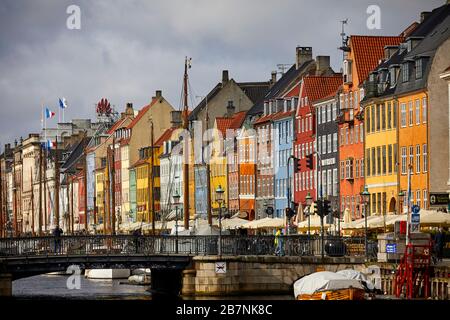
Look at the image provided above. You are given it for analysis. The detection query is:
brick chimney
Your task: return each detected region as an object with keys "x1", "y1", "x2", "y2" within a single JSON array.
[
  {"x1": 420, "y1": 11, "x2": 431, "y2": 22},
  {"x1": 222, "y1": 70, "x2": 229, "y2": 86},
  {"x1": 271, "y1": 71, "x2": 277, "y2": 85},
  {"x1": 296, "y1": 46, "x2": 312, "y2": 69},
  {"x1": 315, "y1": 55, "x2": 330, "y2": 75}
]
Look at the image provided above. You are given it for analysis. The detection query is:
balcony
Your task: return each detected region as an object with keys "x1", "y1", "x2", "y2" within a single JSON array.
[{"x1": 336, "y1": 110, "x2": 354, "y2": 125}]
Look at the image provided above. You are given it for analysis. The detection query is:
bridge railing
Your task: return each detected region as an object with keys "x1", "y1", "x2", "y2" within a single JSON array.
[{"x1": 0, "y1": 235, "x2": 371, "y2": 258}]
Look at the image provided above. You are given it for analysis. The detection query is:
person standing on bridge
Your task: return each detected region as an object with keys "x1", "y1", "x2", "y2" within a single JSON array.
[
  {"x1": 274, "y1": 228, "x2": 284, "y2": 256},
  {"x1": 53, "y1": 225, "x2": 64, "y2": 254},
  {"x1": 133, "y1": 228, "x2": 142, "y2": 253},
  {"x1": 434, "y1": 227, "x2": 446, "y2": 262}
]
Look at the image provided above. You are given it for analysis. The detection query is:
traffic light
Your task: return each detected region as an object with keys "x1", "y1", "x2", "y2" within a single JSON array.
[
  {"x1": 306, "y1": 154, "x2": 313, "y2": 170},
  {"x1": 316, "y1": 199, "x2": 324, "y2": 217},
  {"x1": 294, "y1": 157, "x2": 301, "y2": 173},
  {"x1": 323, "y1": 199, "x2": 331, "y2": 216}
]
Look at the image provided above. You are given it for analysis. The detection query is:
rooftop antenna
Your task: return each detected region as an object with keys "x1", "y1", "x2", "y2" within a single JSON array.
[
  {"x1": 338, "y1": 18, "x2": 351, "y2": 59},
  {"x1": 277, "y1": 64, "x2": 291, "y2": 75}
]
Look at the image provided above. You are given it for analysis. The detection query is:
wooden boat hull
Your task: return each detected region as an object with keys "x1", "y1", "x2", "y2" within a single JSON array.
[{"x1": 297, "y1": 288, "x2": 365, "y2": 300}]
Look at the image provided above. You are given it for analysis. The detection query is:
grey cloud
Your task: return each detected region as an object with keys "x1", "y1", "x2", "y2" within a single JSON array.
[{"x1": 0, "y1": 0, "x2": 444, "y2": 146}]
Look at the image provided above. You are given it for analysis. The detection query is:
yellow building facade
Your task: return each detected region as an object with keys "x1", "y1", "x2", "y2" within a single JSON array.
[
  {"x1": 364, "y1": 97, "x2": 399, "y2": 216},
  {"x1": 397, "y1": 92, "x2": 429, "y2": 210}
]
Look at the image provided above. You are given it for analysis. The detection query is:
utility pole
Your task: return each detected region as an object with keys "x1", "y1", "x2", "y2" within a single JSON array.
[
  {"x1": 66, "y1": 173, "x2": 70, "y2": 233},
  {"x1": 205, "y1": 97, "x2": 212, "y2": 226},
  {"x1": 105, "y1": 150, "x2": 111, "y2": 234},
  {"x1": 13, "y1": 148, "x2": 17, "y2": 236},
  {"x1": 30, "y1": 169, "x2": 35, "y2": 235},
  {"x1": 43, "y1": 148, "x2": 48, "y2": 234},
  {"x1": 70, "y1": 177, "x2": 74, "y2": 234},
  {"x1": 150, "y1": 121, "x2": 155, "y2": 234},
  {"x1": 38, "y1": 145, "x2": 43, "y2": 235},
  {"x1": 183, "y1": 56, "x2": 191, "y2": 230},
  {"x1": 54, "y1": 137, "x2": 60, "y2": 229},
  {"x1": 0, "y1": 153, "x2": 3, "y2": 238},
  {"x1": 111, "y1": 142, "x2": 116, "y2": 235},
  {"x1": 83, "y1": 146, "x2": 89, "y2": 232}
]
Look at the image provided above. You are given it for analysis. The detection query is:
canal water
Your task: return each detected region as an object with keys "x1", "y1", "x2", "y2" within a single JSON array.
[{"x1": 13, "y1": 275, "x2": 293, "y2": 300}]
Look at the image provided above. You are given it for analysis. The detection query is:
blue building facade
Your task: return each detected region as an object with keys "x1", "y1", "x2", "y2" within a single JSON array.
[{"x1": 273, "y1": 103, "x2": 294, "y2": 218}]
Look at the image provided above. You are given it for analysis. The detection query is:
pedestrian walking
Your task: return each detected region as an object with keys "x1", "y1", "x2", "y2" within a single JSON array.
[
  {"x1": 133, "y1": 228, "x2": 142, "y2": 253},
  {"x1": 434, "y1": 227, "x2": 446, "y2": 262},
  {"x1": 274, "y1": 228, "x2": 284, "y2": 256},
  {"x1": 53, "y1": 226, "x2": 63, "y2": 254}
]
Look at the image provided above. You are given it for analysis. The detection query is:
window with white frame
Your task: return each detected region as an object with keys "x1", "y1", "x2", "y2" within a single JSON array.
[
  {"x1": 355, "y1": 125, "x2": 359, "y2": 144},
  {"x1": 416, "y1": 145, "x2": 420, "y2": 174},
  {"x1": 401, "y1": 103, "x2": 407, "y2": 127},
  {"x1": 333, "y1": 169, "x2": 338, "y2": 196},
  {"x1": 423, "y1": 190, "x2": 428, "y2": 209},
  {"x1": 322, "y1": 135, "x2": 326, "y2": 154},
  {"x1": 327, "y1": 169, "x2": 332, "y2": 196},
  {"x1": 422, "y1": 97, "x2": 427, "y2": 123},
  {"x1": 401, "y1": 147, "x2": 407, "y2": 174},
  {"x1": 332, "y1": 103, "x2": 337, "y2": 120},
  {"x1": 415, "y1": 99, "x2": 420, "y2": 125},
  {"x1": 416, "y1": 190, "x2": 421, "y2": 207},
  {"x1": 333, "y1": 133, "x2": 337, "y2": 152},
  {"x1": 327, "y1": 134, "x2": 332, "y2": 154},
  {"x1": 327, "y1": 104, "x2": 331, "y2": 122},
  {"x1": 408, "y1": 101, "x2": 413, "y2": 126},
  {"x1": 423, "y1": 144, "x2": 427, "y2": 172}
]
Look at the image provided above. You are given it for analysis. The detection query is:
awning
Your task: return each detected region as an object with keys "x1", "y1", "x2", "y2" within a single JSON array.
[
  {"x1": 221, "y1": 217, "x2": 249, "y2": 230},
  {"x1": 242, "y1": 217, "x2": 285, "y2": 229},
  {"x1": 231, "y1": 211, "x2": 248, "y2": 219},
  {"x1": 297, "y1": 214, "x2": 332, "y2": 231}
]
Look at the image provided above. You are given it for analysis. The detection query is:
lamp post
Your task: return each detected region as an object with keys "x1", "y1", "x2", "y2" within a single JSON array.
[
  {"x1": 172, "y1": 190, "x2": 181, "y2": 254},
  {"x1": 215, "y1": 185, "x2": 225, "y2": 257},
  {"x1": 360, "y1": 186, "x2": 371, "y2": 259},
  {"x1": 305, "y1": 192, "x2": 312, "y2": 253}
]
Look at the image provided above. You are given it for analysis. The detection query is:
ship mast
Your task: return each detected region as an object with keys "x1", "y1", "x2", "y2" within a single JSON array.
[{"x1": 183, "y1": 57, "x2": 191, "y2": 229}]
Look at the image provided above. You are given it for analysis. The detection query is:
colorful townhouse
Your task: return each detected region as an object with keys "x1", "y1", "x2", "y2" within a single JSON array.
[
  {"x1": 338, "y1": 35, "x2": 403, "y2": 219},
  {"x1": 249, "y1": 47, "x2": 330, "y2": 219},
  {"x1": 311, "y1": 76, "x2": 343, "y2": 213},
  {"x1": 295, "y1": 75, "x2": 342, "y2": 212},
  {"x1": 213, "y1": 110, "x2": 247, "y2": 214},
  {"x1": 362, "y1": 47, "x2": 403, "y2": 216},
  {"x1": 395, "y1": 6, "x2": 450, "y2": 210},
  {"x1": 273, "y1": 92, "x2": 297, "y2": 217}
]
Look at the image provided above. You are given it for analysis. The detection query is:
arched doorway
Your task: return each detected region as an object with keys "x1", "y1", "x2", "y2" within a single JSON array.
[{"x1": 388, "y1": 197, "x2": 396, "y2": 213}]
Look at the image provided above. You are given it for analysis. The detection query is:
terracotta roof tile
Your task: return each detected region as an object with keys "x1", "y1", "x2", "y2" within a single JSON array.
[
  {"x1": 154, "y1": 127, "x2": 177, "y2": 147},
  {"x1": 127, "y1": 98, "x2": 158, "y2": 129},
  {"x1": 106, "y1": 117, "x2": 128, "y2": 135},
  {"x1": 215, "y1": 111, "x2": 247, "y2": 135},
  {"x1": 350, "y1": 35, "x2": 404, "y2": 83},
  {"x1": 272, "y1": 110, "x2": 294, "y2": 121},
  {"x1": 302, "y1": 75, "x2": 343, "y2": 103}
]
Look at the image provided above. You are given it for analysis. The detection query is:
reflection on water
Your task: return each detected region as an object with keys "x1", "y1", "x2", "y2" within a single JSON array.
[
  {"x1": 13, "y1": 274, "x2": 293, "y2": 300},
  {"x1": 13, "y1": 274, "x2": 152, "y2": 300}
]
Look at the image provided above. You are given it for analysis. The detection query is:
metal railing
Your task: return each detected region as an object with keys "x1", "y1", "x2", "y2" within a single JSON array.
[{"x1": 0, "y1": 235, "x2": 372, "y2": 258}]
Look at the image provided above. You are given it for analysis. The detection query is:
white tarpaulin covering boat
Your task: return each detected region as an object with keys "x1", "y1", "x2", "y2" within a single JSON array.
[
  {"x1": 336, "y1": 269, "x2": 374, "y2": 290},
  {"x1": 293, "y1": 271, "x2": 365, "y2": 297}
]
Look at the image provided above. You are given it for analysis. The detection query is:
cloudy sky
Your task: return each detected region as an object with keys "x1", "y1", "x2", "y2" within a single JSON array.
[{"x1": 0, "y1": 0, "x2": 444, "y2": 145}]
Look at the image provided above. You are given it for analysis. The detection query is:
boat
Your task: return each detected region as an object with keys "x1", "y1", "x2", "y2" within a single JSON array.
[
  {"x1": 85, "y1": 269, "x2": 131, "y2": 279},
  {"x1": 294, "y1": 271, "x2": 366, "y2": 300}
]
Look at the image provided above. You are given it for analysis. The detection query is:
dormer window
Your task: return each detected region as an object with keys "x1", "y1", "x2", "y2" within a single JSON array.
[
  {"x1": 264, "y1": 101, "x2": 269, "y2": 115},
  {"x1": 415, "y1": 58, "x2": 423, "y2": 79},
  {"x1": 402, "y1": 63, "x2": 409, "y2": 82},
  {"x1": 389, "y1": 66, "x2": 398, "y2": 88}
]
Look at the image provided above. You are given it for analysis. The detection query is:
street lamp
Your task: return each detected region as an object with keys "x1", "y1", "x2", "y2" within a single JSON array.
[
  {"x1": 172, "y1": 190, "x2": 181, "y2": 254},
  {"x1": 360, "y1": 186, "x2": 371, "y2": 259},
  {"x1": 305, "y1": 192, "x2": 312, "y2": 238},
  {"x1": 215, "y1": 185, "x2": 225, "y2": 257}
]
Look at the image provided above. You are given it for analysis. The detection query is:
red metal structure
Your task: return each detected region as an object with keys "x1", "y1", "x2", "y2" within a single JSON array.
[{"x1": 395, "y1": 241, "x2": 432, "y2": 299}]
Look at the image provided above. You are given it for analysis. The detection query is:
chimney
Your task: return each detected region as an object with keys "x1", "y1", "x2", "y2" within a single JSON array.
[
  {"x1": 420, "y1": 11, "x2": 431, "y2": 23},
  {"x1": 155, "y1": 90, "x2": 162, "y2": 98},
  {"x1": 296, "y1": 46, "x2": 312, "y2": 69},
  {"x1": 227, "y1": 100, "x2": 235, "y2": 117},
  {"x1": 222, "y1": 70, "x2": 229, "y2": 85},
  {"x1": 171, "y1": 110, "x2": 182, "y2": 128},
  {"x1": 315, "y1": 55, "x2": 330, "y2": 75},
  {"x1": 271, "y1": 71, "x2": 277, "y2": 84},
  {"x1": 125, "y1": 102, "x2": 134, "y2": 117}
]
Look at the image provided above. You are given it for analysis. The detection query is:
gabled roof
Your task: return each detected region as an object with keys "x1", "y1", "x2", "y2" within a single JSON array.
[
  {"x1": 350, "y1": 36, "x2": 404, "y2": 83},
  {"x1": 154, "y1": 127, "x2": 178, "y2": 147},
  {"x1": 188, "y1": 80, "x2": 270, "y2": 121},
  {"x1": 302, "y1": 75, "x2": 343, "y2": 103},
  {"x1": 127, "y1": 98, "x2": 158, "y2": 129},
  {"x1": 215, "y1": 111, "x2": 247, "y2": 136},
  {"x1": 247, "y1": 60, "x2": 316, "y2": 116},
  {"x1": 106, "y1": 117, "x2": 128, "y2": 135},
  {"x1": 60, "y1": 137, "x2": 90, "y2": 173}
]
